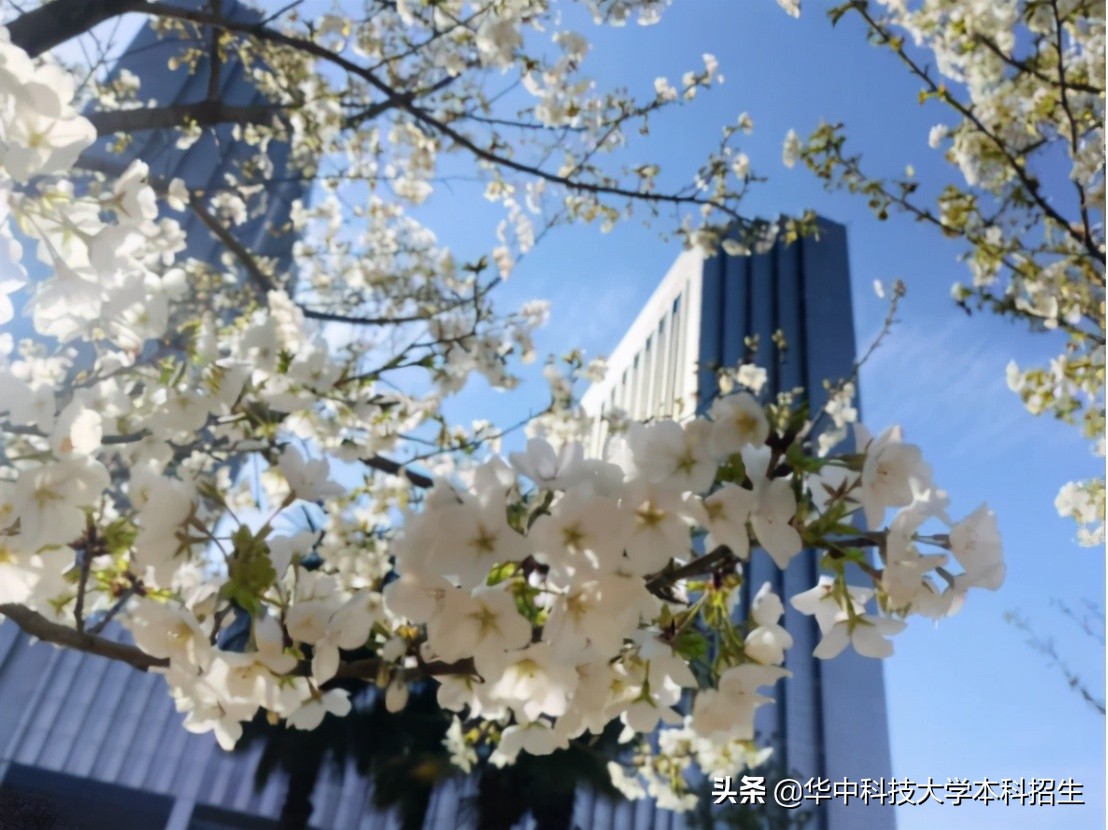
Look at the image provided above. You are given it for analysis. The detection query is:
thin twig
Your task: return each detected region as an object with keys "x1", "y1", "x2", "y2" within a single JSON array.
[
  {"x1": 645, "y1": 545, "x2": 737, "y2": 598},
  {"x1": 88, "y1": 585, "x2": 141, "y2": 635}
]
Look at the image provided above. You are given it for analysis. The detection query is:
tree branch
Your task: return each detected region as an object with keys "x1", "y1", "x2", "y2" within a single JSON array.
[
  {"x1": 2, "y1": 420, "x2": 151, "y2": 445},
  {"x1": 206, "y1": 0, "x2": 223, "y2": 101},
  {"x1": 1006, "y1": 608, "x2": 1106, "y2": 716},
  {"x1": 298, "y1": 307, "x2": 436, "y2": 326},
  {"x1": 1048, "y1": 0, "x2": 1098, "y2": 258},
  {"x1": 361, "y1": 454, "x2": 434, "y2": 489},
  {"x1": 645, "y1": 545, "x2": 737, "y2": 598},
  {"x1": 972, "y1": 32, "x2": 1102, "y2": 95},
  {"x1": 0, "y1": 602, "x2": 473, "y2": 684},
  {"x1": 0, "y1": 602, "x2": 167, "y2": 671},
  {"x1": 87, "y1": 100, "x2": 282, "y2": 135},
  {"x1": 87, "y1": 87, "x2": 444, "y2": 137},
  {"x1": 848, "y1": 1, "x2": 1103, "y2": 264},
  {"x1": 138, "y1": 2, "x2": 749, "y2": 226},
  {"x1": 187, "y1": 194, "x2": 278, "y2": 293}
]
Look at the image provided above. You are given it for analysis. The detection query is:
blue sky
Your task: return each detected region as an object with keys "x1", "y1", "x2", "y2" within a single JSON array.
[
  {"x1": 416, "y1": 4, "x2": 1104, "y2": 828},
  {"x1": 44, "y1": 3, "x2": 1104, "y2": 827}
]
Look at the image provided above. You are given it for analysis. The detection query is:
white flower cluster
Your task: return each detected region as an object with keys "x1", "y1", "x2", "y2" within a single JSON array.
[
  {"x1": 781, "y1": 0, "x2": 1104, "y2": 546},
  {"x1": 0, "y1": 11, "x2": 1006, "y2": 811},
  {"x1": 369, "y1": 400, "x2": 1001, "y2": 803},
  {"x1": 0, "y1": 23, "x2": 543, "y2": 744}
]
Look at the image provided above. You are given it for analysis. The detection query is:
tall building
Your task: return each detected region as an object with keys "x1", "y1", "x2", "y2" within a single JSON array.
[{"x1": 581, "y1": 220, "x2": 895, "y2": 830}]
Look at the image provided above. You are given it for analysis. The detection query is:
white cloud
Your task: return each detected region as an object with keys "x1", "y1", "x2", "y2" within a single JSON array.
[{"x1": 858, "y1": 318, "x2": 1081, "y2": 464}]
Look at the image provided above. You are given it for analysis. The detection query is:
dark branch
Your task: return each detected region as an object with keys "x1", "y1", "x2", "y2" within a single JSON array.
[
  {"x1": 299, "y1": 307, "x2": 435, "y2": 326},
  {"x1": 645, "y1": 544, "x2": 737, "y2": 598},
  {"x1": 0, "y1": 601, "x2": 167, "y2": 671},
  {"x1": 0, "y1": 602, "x2": 473, "y2": 683},
  {"x1": 87, "y1": 100, "x2": 282, "y2": 135},
  {"x1": 849, "y1": 1, "x2": 1103, "y2": 264},
  {"x1": 362, "y1": 454, "x2": 434, "y2": 489},
  {"x1": 137, "y1": 2, "x2": 748, "y2": 226},
  {"x1": 972, "y1": 32, "x2": 1103, "y2": 95},
  {"x1": 187, "y1": 195, "x2": 278, "y2": 293}
]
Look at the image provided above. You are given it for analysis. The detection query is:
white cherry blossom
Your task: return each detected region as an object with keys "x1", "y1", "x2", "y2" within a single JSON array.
[
  {"x1": 278, "y1": 445, "x2": 344, "y2": 502},
  {"x1": 855, "y1": 424, "x2": 932, "y2": 529},
  {"x1": 948, "y1": 504, "x2": 1005, "y2": 592},
  {"x1": 742, "y1": 445, "x2": 803, "y2": 569},
  {"x1": 708, "y1": 392, "x2": 769, "y2": 457},
  {"x1": 508, "y1": 437, "x2": 585, "y2": 490},
  {"x1": 744, "y1": 583, "x2": 793, "y2": 665},
  {"x1": 486, "y1": 642, "x2": 579, "y2": 723},
  {"x1": 0, "y1": 14, "x2": 1018, "y2": 804}
]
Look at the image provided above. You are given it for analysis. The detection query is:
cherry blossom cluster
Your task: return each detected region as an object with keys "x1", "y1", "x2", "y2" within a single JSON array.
[
  {"x1": 0, "y1": 18, "x2": 545, "y2": 743},
  {"x1": 779, "y1": 0, "x2": 1105, "y2": 545},
  {"x1": 57, "y1": 389, "x2": 1003, "y2": 804},
  {"x1": 373, "y1": 396, "x2": 1003, "y2": 805},
  {"x1": 0, "y1": 4, "x2": 1007, "y2": 812}
]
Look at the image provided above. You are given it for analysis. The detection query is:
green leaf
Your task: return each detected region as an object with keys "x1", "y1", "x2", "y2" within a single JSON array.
[
  {"x1": 486, "y1": 561, "x2": 518, "y2": 587},
  {"x1": 102, "y1": 517, "x2": 138, "y2": 556},
  {"x1": 673, "y1": 630, "x2": 709, "y2": 663},
  {"x1": 221, "y1": 525, "x2": 277, "y2": 617}
]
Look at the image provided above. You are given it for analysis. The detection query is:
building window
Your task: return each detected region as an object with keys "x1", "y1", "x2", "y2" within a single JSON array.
[
  {"x1": 653, "y1": 317, "x2": 667, "y2": 416},
  {"x1": 630, "y1": 354, "x2": 641, "y2": 418},
  {"x1": 666, "y1": 293, "x2": 684, "y2": 413}
]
